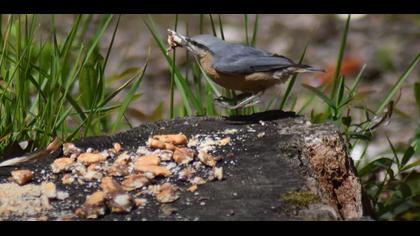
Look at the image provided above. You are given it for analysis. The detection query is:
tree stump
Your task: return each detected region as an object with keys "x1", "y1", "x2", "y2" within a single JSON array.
[{"x1": 0, "y1": 110, "x2": 372, "y2": 220}]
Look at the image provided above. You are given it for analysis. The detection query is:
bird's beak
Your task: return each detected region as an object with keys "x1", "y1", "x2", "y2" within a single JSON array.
[
  {"x1": 167, "y1": 29, "x2": 189, "y2": 54},
  {"x1": 295, "y1": 66, "x2": 326, "y2": 73}
]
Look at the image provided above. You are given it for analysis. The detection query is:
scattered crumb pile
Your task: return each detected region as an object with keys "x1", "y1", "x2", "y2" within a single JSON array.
[
  {"x1": 0, "y1": 181, "x2": 69, "y2": 220},
  {"x1": 0, "y1": 131, "x2": 235, "y2": 220}
]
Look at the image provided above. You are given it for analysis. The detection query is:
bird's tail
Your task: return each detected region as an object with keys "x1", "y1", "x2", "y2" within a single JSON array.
[{"x1": 293, "y1": 64, "x2": 325, "y2": 73}]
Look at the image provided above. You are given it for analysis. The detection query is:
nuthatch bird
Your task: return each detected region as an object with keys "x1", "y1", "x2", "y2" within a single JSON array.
[{"x1": 167, "y1": 29, "x2": 324, "y2": 109}]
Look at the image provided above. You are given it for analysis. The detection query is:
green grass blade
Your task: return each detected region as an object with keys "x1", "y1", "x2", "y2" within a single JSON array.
[
  {"x1": 385, "y1": 134, "x2": 400, "y2": 169},
  {"x1": 400, "y1": 159, "x2": 420, "y2": 172},
  {"x1": 101, "y1": 14, "x2": 120, "y2": 78},
  {"x1": 414, "y1": 82, "x2": 420, "y2": 113},
  {"x1": 199, "y1": 14, "x2": 204, "y2": 34},
  {"x1": 169, "y1": 14, "x2": 178, "y2": 119},
  {"x1": 251, "y1": 14, "x2": 259, "y2": 47},
  {"x1": 297, "y1": 93, "x2": 316, "y2": 114},
  {"x1": 302, "y1": 84, "x2": 336, "y2": 109},
  {"x1": 358, "y1": 157, "x2": 393, "y2": 177},
  {"x1": 244, "y1": 14, "x2": 249, "y2": 45},
  {"x1": 376, "y1": 53, "x2": 420, "y2": 114},
  {"x1": 330, "y1": 14, "x2": 351, "y2": 100},
  {"x1": 53, "y1": 107, "x2": 73, "y2": 130},
  {"x1": 217, "y1": 15, "x2": 225, "y2": 40},
  {"x1": 205, "y1": 83, "x2": 216, "y2": 116},
  {"x1": 279, "y1": 42, "x2": 309, "y2": 110},
  {"x1": 194, "y1": 58, "x2": 222, "y2": 98},
  {"x1": 338, "y1": 64, "x2": 367, "y2": 109},
  {"x1": 209, "y1": 14, "x2": 217, "y2": 37},
  {"x1": 401, "y1": 145, "x2": 415, "y2": 168},
  {"x1": 82, "y1": 14, "x2": 113, "y2": 67},
  {"x1": 336, "y1": 75, "x2": 345, "y2": 107},
  {"x1": 60, "y1": 14, "x2": 82, "y2": 76},
  {"x1": 0, "y1": 15, "x2": 12, "y2": 69},
  {"x1": 349, "y1": 64, "x2": 366, "y2": 95},
  {"x1": 112, "y1": 60, "x2": 148, "y2": 132},
  {"x1": 66, "y1": 118, "x2": 88, "y2": 141},
  {"x1": 100, "y1": 69, "x2": 141, "y2": 108},
  {"x1": 143, "y1": 15, "x2": 203, "y2": 115},
  {"x1": 63, "y1": 88, "x2": 87, "y2": 121}
]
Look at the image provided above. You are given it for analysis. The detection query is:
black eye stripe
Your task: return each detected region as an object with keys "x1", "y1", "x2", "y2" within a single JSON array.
[{"x1": 187, "y1": 39, "x2": 211, "y2": 52}]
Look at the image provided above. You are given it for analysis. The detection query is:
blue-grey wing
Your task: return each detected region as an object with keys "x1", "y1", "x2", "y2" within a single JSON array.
[{"x1": 212, "y1": 44, "x2": 296, "y2": 74}]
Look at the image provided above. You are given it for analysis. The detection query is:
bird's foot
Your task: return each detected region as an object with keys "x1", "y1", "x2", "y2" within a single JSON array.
[
  {"x1": 214, "y1": 96, "x2": 236, "y2": 104},
  {"x1": 214, "y1": 92, "x2": 262, "y2": 109}
]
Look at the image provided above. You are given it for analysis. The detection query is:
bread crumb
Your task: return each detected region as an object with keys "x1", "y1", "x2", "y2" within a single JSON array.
[{"x1": 11, "y1": 169, "x2": 33, "y2": 185}]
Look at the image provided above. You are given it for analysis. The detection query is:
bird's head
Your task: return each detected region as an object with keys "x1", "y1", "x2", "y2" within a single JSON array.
[{"x1": 167, "y1": 29, "x2": 222, "y2": 57}]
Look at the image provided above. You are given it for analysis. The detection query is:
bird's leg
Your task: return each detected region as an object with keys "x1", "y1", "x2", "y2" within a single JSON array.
[
  {"x1": 231, "y1": 92, "x2": 262, "y2": 109},
  {"x1": 215, "y1": 91, "x2": 263, "y2": 109},
  {"x1": 214, "y1": 92, "x2": 253, "y2": 105}
]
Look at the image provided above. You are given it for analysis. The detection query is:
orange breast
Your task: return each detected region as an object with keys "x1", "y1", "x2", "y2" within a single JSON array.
[{"x1": 200, "y1": 53, "x2": 283, "y2": 93}]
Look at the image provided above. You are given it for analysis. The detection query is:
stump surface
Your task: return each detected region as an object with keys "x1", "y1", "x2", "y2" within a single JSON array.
[{"x1": 0, "y1": 111, "x2": 370, "y2": 220}]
